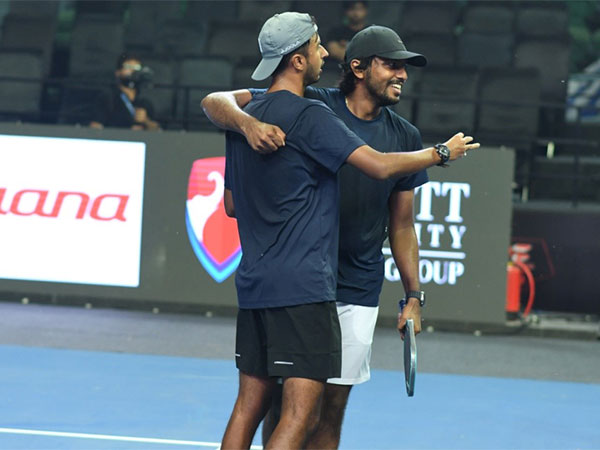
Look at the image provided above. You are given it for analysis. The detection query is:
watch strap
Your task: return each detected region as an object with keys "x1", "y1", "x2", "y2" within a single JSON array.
[{"x1": 405, "y1": 290, "x2": 425, "y2": 307}]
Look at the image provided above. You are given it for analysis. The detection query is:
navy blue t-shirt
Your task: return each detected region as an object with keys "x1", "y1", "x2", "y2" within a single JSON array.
[
  {"x1": 225, "y1": 90, "x2": 365, "y2": 309},
  {"x1": 304, "y1": 87, "x2": 428, "y2": 306}
]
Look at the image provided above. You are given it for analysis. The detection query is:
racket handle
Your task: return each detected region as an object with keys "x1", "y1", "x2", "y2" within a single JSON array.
[{"x1": 399, "y1": 298, "x2": 407, "y2": 313}]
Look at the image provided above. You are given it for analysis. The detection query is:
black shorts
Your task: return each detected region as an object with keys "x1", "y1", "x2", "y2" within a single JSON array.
[{"x1": 235, "y1": 301, "x2": 341, "y2": 379}]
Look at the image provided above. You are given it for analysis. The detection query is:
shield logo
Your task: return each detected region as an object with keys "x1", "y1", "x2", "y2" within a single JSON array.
[{"x1": 185, "y1": 157, "x2": 241, "y2": 283}]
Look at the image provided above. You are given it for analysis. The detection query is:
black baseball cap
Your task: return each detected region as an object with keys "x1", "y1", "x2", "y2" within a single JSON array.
[{"x1": 344, "y1": 25, "x2": 427, "y2": 66}]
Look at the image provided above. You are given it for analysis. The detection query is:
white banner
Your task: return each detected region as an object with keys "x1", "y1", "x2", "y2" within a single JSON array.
[{"x1": 0, "y1": 135, "x2": 146, "y2": 287}]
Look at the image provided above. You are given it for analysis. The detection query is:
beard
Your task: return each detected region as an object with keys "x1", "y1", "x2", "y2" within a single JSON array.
[
  {"x1": 364, "y1": 71, "x2": 402, "y2": 107},
  {"x1": 303, "y1": 61, "x2": 322, "y2": 87}
]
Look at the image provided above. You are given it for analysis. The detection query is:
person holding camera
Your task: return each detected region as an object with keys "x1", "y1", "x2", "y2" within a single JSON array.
[{"x1": 90, "y1": 52, "x2": 160, "y2": 131}]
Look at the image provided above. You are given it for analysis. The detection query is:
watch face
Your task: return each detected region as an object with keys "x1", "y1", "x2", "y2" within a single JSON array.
[{"x1": 435, "y1": 144, "x2": 450, "y2": 164}]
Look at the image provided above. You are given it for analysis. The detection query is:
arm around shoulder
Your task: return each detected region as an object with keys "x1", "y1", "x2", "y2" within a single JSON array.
[
  {"x1": 201, "y1": 89, "x2": 286, "y2": 153},
  {"x1": 201, "y1": 89, "x2": 254, "y2": 132}
]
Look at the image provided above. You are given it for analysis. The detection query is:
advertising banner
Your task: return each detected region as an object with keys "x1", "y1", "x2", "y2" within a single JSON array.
[
  {"x1": 185, "y1": 157, "x2": 241, "y2": 283},
  {"x1": 0, "y1": 125, "x2": 513, "y2": 326},
  {"x1": 379, "y1": 149, "x2": 515, "y2": 325},
  {"x1": 0, "y1": 134, "x2": 145, "y2": 287}
]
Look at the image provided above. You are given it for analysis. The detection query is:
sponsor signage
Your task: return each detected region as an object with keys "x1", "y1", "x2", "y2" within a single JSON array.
[
  {"x1": 0, "y1": 125, "x2": 512, "y2": 326},
  {"x1": 182, "y1": 153, "x2": 513, "y2": 321},
  {"x1": 0, "y1": 134, "x2": 145, "y2": 287},
  {"x1": 379, "y1": 149, "x2": 514, "y2": 324},
  {"x1": 185, "y1": 157, "x2": 241, "y2": 283},
  {"x1": 384, "y1": 181, "x2": 471, "y2": 286}
]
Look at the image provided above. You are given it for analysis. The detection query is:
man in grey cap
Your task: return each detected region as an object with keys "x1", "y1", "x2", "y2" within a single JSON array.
[{"x1": 208, "y1": 14, "x2": 478, "y2": 450}]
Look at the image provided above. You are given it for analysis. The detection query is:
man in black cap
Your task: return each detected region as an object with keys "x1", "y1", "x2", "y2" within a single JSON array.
[{"x1": 204, "y1": 22, "x2": 477, "y2": 450}]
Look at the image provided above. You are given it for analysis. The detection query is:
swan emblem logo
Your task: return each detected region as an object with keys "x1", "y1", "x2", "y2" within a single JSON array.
[{"x1": 185, "y1": 157, "x2": 241, "y2": 283}]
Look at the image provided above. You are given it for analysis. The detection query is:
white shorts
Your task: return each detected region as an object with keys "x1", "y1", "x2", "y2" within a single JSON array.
[{"x1": 327, "y1": 302, "x2": 379, "y2": 386}]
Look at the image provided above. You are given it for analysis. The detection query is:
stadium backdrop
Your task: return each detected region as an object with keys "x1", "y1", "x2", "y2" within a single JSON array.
[{"x1": 0, "y1": 123, "x2": 513, "y2": 327}]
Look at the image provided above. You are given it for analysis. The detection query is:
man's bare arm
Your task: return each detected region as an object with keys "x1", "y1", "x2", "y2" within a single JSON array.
[
  {"x1": 388, "y1": 189, "x2": 421, "y2": 337},
  {"x1": 224, "y1": 189, "x2": 235, "y2": 218},
  {"x1": 346, "y1": 132, "x2": 479, "y2": 179},
  {"x1": 201, "y1": 90, "x2": 285, "y2": 153}
]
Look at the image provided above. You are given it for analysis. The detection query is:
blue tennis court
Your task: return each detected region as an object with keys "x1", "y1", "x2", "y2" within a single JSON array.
[{"x1": 1, "y1": 344, "x2": 598, "y2": 449}]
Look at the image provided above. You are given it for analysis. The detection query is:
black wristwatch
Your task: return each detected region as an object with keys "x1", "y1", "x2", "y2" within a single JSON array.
[
  {"x1": 405, "y1": 290, "x2": 426, "y2": 307},
  {"x1": 434, "y1": 143, "x2": 450, "y2": 167}
]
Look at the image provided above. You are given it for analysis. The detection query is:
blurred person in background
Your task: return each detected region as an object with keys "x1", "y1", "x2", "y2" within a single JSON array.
[
  {"x1": 326, "y1": 1, "x2": 369, "y2": 62},
  {"x1": 90, "y1": 52, "x2": 160, "y2": 131}
]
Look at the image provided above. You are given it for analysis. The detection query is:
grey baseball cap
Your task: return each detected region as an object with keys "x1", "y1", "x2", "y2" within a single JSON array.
[
  {"x1": 344, "y1": 25, "x2": 427, "y2": 67},
  {"x1": 252, "y1": 12, "x2": 318, "y2": 81}
]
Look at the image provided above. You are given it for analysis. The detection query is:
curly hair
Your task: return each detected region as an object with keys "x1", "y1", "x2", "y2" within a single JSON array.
[{"x1": 338, "y1": 56, "x2": 374, "y2": 95}]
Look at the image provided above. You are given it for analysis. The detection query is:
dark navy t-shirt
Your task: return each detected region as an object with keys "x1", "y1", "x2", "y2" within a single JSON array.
[
  {"x1": 225, "y1": 90, "x2": 365, "y2": 309},
  {"x1": 304, "y1": 87, "x2": 429, "y2": 306}
]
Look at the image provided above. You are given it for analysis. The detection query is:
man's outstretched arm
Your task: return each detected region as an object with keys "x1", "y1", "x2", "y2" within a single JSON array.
[
  {"x1": 346, "y1": 132, "x2": 480, "y2": 179},
  {"x1": 204, "y1": 90, "x2": 480, "y2": 176},
  {"x1": 201, "y1": 90, "x2": 285, "y2": 153}
]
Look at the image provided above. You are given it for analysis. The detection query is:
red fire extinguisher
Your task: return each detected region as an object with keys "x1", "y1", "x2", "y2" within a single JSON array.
[{"x1": 506, "y1": 244, "x2": 536, "y2": 321}]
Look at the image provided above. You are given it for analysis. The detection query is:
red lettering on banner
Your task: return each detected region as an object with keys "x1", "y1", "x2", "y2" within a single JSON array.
[
  {"x1": 38, "y1": 191, "x2": 90, "y2": 219},
  {"x1": 0, "y1": 188, "x2": 129, "y2": 221},
  {"x1": 0, "y1": 188, "x2": 8, "y2": 214},
  {"x1": 10, "y1": 189, "x2": 49, "y2": 216},
  {"x1": 89, "y1": 194, "x2": 129, "y2": 221}
]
